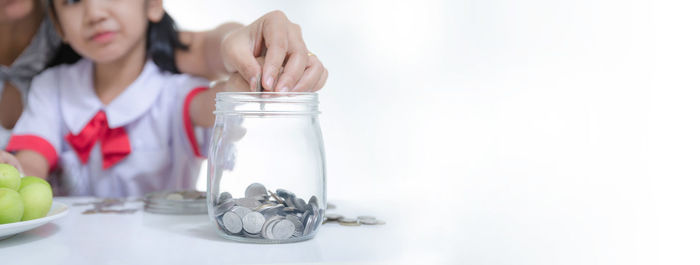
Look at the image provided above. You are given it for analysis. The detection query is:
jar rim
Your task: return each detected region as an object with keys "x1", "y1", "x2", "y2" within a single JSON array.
[
  {"x1": 215, "y1": 92, "x2": 320, "y2": 115},
  {"x1": 216, "y1": 92, "x2": 318, "y2": 101},
  {"x1": 218, "y1": 92, "x2": 316, "y2": 95}
]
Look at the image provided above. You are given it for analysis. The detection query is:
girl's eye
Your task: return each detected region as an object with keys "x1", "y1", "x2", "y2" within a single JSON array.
[{"x1": 64, "y1": 0, "x2": 81, "y2": 5}]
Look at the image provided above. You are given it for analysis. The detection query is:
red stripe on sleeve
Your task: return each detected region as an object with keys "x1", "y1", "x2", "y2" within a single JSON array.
[
  {"x1": 183, "y1": 86, "x2": 208, "y2": 158},
  {"x1": 6, "y1": 134, "x2": 59, "y2": 170}
]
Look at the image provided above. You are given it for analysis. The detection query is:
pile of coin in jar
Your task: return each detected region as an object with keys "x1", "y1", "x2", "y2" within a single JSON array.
[{"x1": 214, "y1": 183, "x2": 324, "y2": 240}]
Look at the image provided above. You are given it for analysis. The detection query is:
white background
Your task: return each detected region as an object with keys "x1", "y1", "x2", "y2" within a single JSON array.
[{"x1": 165, "y1": 0, "x2": 700, "y2": 264}]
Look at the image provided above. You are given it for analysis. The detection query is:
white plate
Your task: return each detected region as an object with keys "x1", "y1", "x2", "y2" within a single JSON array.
[{"x1": 0, "y1": 201, "x2": 69, "y2": 240}]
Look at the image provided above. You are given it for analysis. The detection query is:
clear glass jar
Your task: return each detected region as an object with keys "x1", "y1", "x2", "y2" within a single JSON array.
[{"x1": 207, "y1": 92, "x2": 326, "y2": 243}]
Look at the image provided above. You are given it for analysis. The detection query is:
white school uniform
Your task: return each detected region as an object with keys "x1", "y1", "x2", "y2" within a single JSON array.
[{"x1": 6, "y1": 59, "x2": 211, "y2": 197}]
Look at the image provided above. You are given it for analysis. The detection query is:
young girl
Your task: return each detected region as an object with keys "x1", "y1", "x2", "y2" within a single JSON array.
[{"x1": 2, "y1": 0, "x2": 234, "y2": 197}]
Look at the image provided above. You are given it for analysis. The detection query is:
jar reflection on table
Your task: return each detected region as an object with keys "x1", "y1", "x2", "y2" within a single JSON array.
[{"x1": 207, "y1": 92, "x2": 326, "y2": 243}]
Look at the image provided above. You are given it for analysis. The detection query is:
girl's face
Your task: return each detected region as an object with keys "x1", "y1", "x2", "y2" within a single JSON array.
[
  {"x1": 0, "y1": 0, "x2": 36, "y2": 23},
  {"x1": 51, "y1": 0, "x2": 163, "y2": 64}
]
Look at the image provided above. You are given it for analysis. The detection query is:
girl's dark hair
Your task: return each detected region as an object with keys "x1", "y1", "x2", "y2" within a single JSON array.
[
  {"x1": 47, "y1": 3, "x2": 187, "y2": 73},
  {"x1": 146, "y1": 12, "x2": 188, "y2": 73}
]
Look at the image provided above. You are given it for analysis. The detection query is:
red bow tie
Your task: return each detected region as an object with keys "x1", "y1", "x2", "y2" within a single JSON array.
[{"x1": 65, "y1": 111, "x2": 131, "y2": 169}]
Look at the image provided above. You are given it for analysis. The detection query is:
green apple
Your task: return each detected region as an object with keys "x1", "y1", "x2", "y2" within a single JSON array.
[
  {"x1": 0, "y1": 187, "x2": 24, "y2": 224},
  {"x1": 19, "y1": 181, "x2": 53, "y2": 221},
  {"x1": 19, "y1": 176, "x2": 51, "y2": 191},
  {"x1": 0, "y1": 163, "x2": 20, "y2": 191}
]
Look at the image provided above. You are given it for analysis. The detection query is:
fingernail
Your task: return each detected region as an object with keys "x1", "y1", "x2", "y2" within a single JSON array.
[
  {"x1": 265, "y1": 76, "x2": 274, "y2": 89},
  {"x1": 280, "y1": 86, "x2": 290, "y2": 92}
]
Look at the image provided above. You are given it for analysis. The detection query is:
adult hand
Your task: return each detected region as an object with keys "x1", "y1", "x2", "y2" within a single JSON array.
[
  {"x1": 220, "y1": 10, "x2": 328, "y2": 92},
  {"x1": 213, "y1": 57, "x2": 276, "y2": 92}
]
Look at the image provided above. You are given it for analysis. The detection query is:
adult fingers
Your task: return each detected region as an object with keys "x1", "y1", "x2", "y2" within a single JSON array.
[
  {"x1": 312, "y1": 67, "x2": 328, "y2": 92},
  {"x1": 219, "y1": 57, "x2": 267, "y2": 92},
  {"x1": 221, "y1": 28, "x2": 263, "y2": 92},
  {"x1": 274, "y1": 23, "x2": 310, "y2": 92},
  {"x1": 274, "y1": 51, "x2": 307, "y2": 92},
  {"x1": 223, "y1": 73, "x2": 251, "y2": 92},
  {"x1": 260, "y1": 11, "x2": 291, "y2": 91},
  {"x1": 291, "y1": 55, "x2": 325, "y2": 92}
]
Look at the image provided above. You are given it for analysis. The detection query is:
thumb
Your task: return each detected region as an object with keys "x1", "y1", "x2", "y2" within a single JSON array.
[{"x1": 222, "y1": 30, "x2": 263, "y2": 92}]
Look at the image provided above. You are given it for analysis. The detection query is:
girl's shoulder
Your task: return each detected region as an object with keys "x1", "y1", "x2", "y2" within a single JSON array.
[
  {"x1": 117, "y1": 61, "x2": 208, "y2": 114},
  {"x1": 35, "y1": 59, "x2": 91, "y2": 84},
  {"x1": 31, "y1": 59, "x2": 91, "y2": 94}
]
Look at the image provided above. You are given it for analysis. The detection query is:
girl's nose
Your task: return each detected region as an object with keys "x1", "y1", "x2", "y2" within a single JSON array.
[{"x1": 83, "y1": 0, "x2": 108, "y2": 26}]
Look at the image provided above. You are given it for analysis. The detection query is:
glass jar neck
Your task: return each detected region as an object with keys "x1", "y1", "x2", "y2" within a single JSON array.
[{"x1": 215, "y1": 92, "x2": 320, "y2": 116}]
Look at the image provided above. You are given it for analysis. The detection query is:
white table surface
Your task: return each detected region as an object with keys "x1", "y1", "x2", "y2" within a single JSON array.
[{"x1": 0, "y1": 197, "x2": 444, "y2": 265}]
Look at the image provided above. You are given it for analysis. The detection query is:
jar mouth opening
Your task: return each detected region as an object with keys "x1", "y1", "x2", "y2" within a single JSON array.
[
  {"x1": 215, "y1": 92, "x2": 320, "y2": 115},
  {"x1": 216, "y1": 92, "x2": 318, "y2": 101},
  {"x1": 219, "y1": 92, "x2": 316, "y2": 95}
]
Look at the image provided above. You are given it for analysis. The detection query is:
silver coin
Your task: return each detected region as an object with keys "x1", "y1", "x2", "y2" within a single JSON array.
[
  {"x1": 216, "y1": 215, "x2": 227, "y2": 232},
  {"x1": 259, "y1": 204, "x2": 284, "y2": 218},
  {"x1": 232, "y1": 206, "x2": 252, "y2": 218},
  {"x1": 338, "y1": 216, "x2": 361, "y2": 227},
  {"x1": 325, "y1": 213, "x2": 343, "y2": 221},
  {"x1": 301, "y1": 209, "x2": 310, "y2": 225},
  {"x1": 166, "y1": 193, "x2": 183, "y2": 201},
  {"x1": 235, "y1": 197, "x2": 262, "y2": 209},
  {"x1": 339, "y1": 221, "x2": 361, "y2": 226},
  {"x1": 242, "y1": 230, "x2": 262, "y2": 238},
  {"x1": 286, "y1": 215, "x2": 303, "y2": 237},
  {"x1": 357, "y1": 216, "x2": 376, "y2": 222},
  {"x1": 254, "y1": 203, "x2": 278, "y2": 211},
  {"x1": 275, "y1": 189, "x2": 297, "y2": 207},
  {"x1": 217, "y1": 192, "x2": 232, "y2": 204},
  {"x1": 181, "y1": 190, "x2": 205, "y2": 200},
  {"x1": 268, "y1": 190, "x2": 285, "y2": 204},
  {"x1": 302, "y1": 210, "x2": 315, "y2": 236},
  {"x1": 242, "y1": 212, "x2": 265, "y2": 234},
  {"x1": 308, "y1": 195, "x2": 318, "y2": 208},
  {"x1": 214, "y1": 199, "x2": 236, "y2": 216},
  {"x1": 293, "y1": 197, "x2": 306, "y2": 210},
  {"x1": 284, "y1": 196, "x2": 297, "y2": 208},
  {"x1": 275, "y1": 188, "x2": 295, "y2": 199},
  {"x1": 271, "y1": 219, "x2": 295, "y2": 240},
  {"x1": 262, "y1": 220, "x2": 277, "y2": 239},
  {"x1": 359, "y1": 218, "x2": 385, "y2": 225},
  {"x1": 338, "y1": 217, "x2": 358, "y2": 224},
  {"x1": 313, "y1": 208, "x2": 324, "y2": 230},
  {"x1": 245, "y1": 183, "x2": 267, "y2": 200},
  {"x1": 307, "y1": 199, "x2": 320, "y2": 227},
  {"x1": 222, "y1": 212, "x2": 243, "y2": 233},
  {"x1": 262, "y1": 216, "x2": 284, "y2": 239}
]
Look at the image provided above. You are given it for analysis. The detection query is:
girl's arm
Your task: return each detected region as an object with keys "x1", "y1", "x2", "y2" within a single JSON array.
[
  {"x1": 188, "y1": 91, "x2": 216, "y2": 128},
  {"x1": 188, "y1": 68, "x2": 252, "y2": 128},
  {"x1": 15, "y1": 151, "x2": 49, "y2": 179},
  {"x1": 0, "y1": 150, "x2": 49, "y2": 179},
  {"x1": 176, "y1": 23, "x2": 243, "y2": 81}
]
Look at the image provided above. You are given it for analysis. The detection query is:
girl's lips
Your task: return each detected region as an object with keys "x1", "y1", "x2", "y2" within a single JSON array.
[{"x1": 91, "y1": 31, "x2": 115, "y2": 44}]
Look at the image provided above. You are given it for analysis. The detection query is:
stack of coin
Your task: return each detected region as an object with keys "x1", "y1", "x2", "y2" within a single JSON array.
[
  {"x1": 214, "y1": 183, "x2": 324, "y2": 240},
  {"x1": 144, "y1": 190, "x2": 207, "y2": 214},
  {"x1": 322, "y1": 213, "x2": 385, "y2": 226}
]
